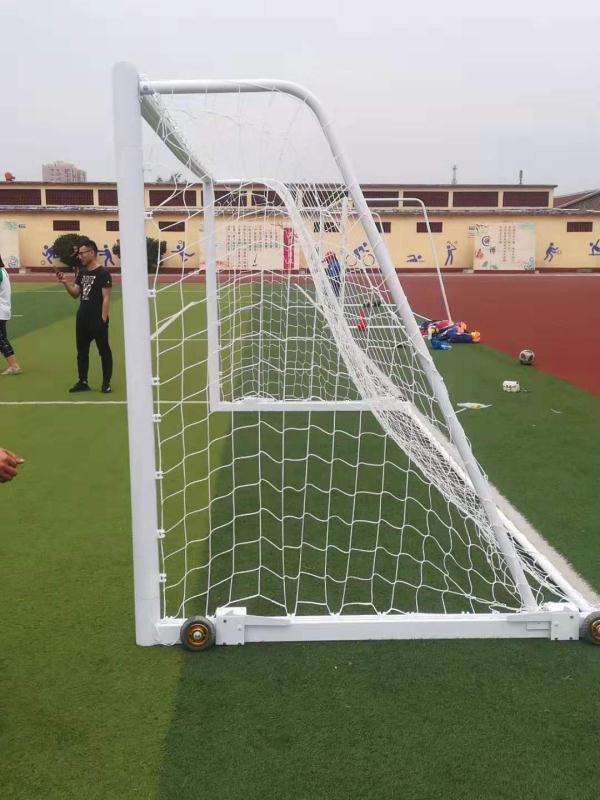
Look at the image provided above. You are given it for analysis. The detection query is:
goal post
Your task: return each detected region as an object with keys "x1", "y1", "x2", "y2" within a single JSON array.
[
  {"x1": 113, "y1": 62, "x2": 161, "y2": 645},
  {"x1": 112, "y1": 62, "x2": 598, "y2": 647}
]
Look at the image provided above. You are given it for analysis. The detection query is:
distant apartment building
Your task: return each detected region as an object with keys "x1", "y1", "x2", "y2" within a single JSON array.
[{"x1": 42, "y1": 161, "x2": 87, "y2": 183}]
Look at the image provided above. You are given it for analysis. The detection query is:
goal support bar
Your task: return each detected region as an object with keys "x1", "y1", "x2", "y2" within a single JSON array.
[{"x1": 155, "y1": 604, "x2": 582, "y2": 645}]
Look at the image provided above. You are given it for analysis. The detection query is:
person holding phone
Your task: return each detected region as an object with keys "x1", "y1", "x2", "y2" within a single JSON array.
[{"x1": 57, "y1": 240, "x2": 113, "y2": 394}]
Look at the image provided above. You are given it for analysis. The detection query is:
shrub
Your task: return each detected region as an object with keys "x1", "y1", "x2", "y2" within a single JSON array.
[
  {"x1": 52, "y1": 234, "x2": 90, "y2": 271},
  {"x1": 112, "y1": 237, "x2": 167, "y2": 273}
]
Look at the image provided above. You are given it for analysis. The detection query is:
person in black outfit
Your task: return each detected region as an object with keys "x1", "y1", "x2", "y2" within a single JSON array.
[{"x1": 57, "y1": 240, "x2": 113, "y2": 393}]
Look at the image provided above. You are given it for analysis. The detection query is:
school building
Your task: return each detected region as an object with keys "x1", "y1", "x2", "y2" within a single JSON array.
[{"x1": 1, "y1": 181, "x2": 599, "y2": 273}]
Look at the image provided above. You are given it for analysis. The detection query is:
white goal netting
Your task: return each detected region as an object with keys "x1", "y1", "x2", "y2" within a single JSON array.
[{"x1": 136, "y1": 82, "x2": 570, "y2": 623}]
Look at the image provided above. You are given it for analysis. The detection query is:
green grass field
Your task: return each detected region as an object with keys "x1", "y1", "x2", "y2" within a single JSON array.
[{"x1": 2, "y1": 283, "x2": 600, "y2": 800}]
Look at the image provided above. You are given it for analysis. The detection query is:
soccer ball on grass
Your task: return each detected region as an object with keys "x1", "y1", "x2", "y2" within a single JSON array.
[{"x1": 519, "y1": 349, "x2": 535, "y2": 366}]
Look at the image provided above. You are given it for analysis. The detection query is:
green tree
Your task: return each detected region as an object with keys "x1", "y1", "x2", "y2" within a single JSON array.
[
  {"x1": 112, "y1": 237, "x2": 167, "y2": 273},
  {"x1": 51, "y1": 233, "x2": 90, "y2": 270}
]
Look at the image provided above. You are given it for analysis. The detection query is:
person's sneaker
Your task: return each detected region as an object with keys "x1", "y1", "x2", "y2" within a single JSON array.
[
  {"x1": 101, "y1": 384, "x2": 112, "y2": 394},
  {"x1": 1, "y1": 366, "x2": 22, "y2": 375},
  {"x1": 69, "y1": 381, "x2": 90, "y2": 393}
]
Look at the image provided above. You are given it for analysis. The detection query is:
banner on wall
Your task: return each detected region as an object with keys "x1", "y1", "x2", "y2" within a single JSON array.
[
  {"x1": 219, "y1": 222, "x2": 297, "y2": 270},
  {"x1": 473, "y1": 223, "x2": 536, "y2": 271},
  {"x1": 0, "y1": 220, "x2": 21, "y2": 271}
]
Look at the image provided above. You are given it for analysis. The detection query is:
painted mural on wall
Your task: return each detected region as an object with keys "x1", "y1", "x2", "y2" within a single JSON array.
[
  {"x1": 444, "y1": 241, "x2": 458, "y2": 266},
  {"x1": 468, "y1": 224, "x2": 486, "y2": 238},
  {"x1": 219, "y1": 224, "x2": 298, "y2": 270},
  {"x1": 544, "y1": 242, "x2": 561, "y2": 262},
  {"x1": 0, "y1": 221, "x2": 21, "y2": 270},
  {"x1": 589, "y1": 239, "x2": 600, "y2": 256},
  {"x1": 100, "y1": 244, "x2": 115, "y2": 268},
  {"x1": 345, "y1": 242, "x2": 375, "y2": 268},
  {"x1": 406, "y1": 253, "x2": 423, "y2": 263},
  {"x1": 41, "y1": 244, "x2": 55, "y2": 266},
  {"x1": 473, "y1": 223, "x2": 536, "y2": 271},
  {"x1": 171, "y1": 240, "x2": 195, "y2": 263}
]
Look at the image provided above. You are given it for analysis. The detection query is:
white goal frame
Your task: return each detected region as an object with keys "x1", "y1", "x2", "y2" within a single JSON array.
[{"x1": 113, "y1": 62, "x2": 595, "y2": 647}]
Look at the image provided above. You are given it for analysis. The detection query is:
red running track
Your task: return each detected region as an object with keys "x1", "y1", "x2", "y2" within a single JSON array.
[
  {"x1": 12, "y1": 271, "x2": 600, "y2": 396},
  {"x1": 399, "y1": 274, "x2": 600, "y2": 396}
]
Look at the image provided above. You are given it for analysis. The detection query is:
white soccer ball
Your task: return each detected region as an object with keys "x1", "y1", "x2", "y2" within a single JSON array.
[{"x1": 519, "y1": 349, "x2": 535, "y2": 366}]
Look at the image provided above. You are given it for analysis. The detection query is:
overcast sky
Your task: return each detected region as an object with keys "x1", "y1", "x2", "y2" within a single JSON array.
[{"x1": 3, "y1": 0, "x2": 599, "y2": 192}]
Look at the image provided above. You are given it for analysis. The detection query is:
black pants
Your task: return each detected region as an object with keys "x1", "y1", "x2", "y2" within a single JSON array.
[
  {"x1": 0, "y1": 320, "x2": 15, "y2": 358},
  {"x1": 76, "y1": 315, "x2": 113, "y2": 385}
]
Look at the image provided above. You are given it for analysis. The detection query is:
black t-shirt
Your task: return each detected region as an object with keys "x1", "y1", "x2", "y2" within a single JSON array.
[{"x1": 75, "y1": 267, "x2": 112, "y2": 321}]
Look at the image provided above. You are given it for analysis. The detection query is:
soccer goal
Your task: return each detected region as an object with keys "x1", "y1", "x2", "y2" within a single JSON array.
[{"x1": 112, "y1": 62, "x2": 599, "y2": 649}]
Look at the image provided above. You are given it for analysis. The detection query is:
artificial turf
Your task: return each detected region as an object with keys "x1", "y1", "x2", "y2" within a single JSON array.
[{"x1": 1, "y1": 283, "x2": 599, "y2": 800}]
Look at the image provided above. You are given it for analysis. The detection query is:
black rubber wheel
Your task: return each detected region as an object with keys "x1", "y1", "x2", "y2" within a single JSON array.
[
  {"x1": 180, "y1": 616, "x2": 216, "y2": 651},
  {"x1": 580, "y1": 612, "x2": 600, "y2": 645}
]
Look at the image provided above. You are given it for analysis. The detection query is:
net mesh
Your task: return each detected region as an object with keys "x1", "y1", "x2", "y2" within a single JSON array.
[{"x1": 138, "y1": 84, "x2": 567, "y2": 620}]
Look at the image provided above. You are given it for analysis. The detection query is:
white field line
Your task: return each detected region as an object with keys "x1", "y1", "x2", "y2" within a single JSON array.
[
  {"x1": 0, "y1": 400, "x2": 209, "y2": 406},
  {"x1": 151, "y1": 301, "x2": 203, "y2": 339},
  {"x1": 489, "y1": 484, "x2": 600, "y2": 607},
  {"x1": 0, "y1": 400, "x2": 128, "y2": 406}
]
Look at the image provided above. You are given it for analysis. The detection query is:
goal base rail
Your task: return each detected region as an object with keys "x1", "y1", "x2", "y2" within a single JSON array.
[{"x1": 156, "y1": 603, "x2": 583, "y2": 646}]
